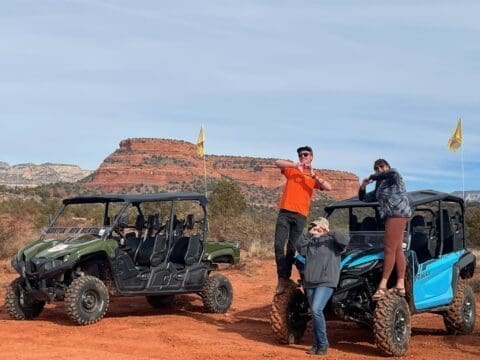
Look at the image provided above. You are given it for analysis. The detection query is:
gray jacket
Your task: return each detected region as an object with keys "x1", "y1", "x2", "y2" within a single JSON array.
[
  {"x1": 296, "y1": 230, "x2": 350, "y2": 289},
  {"x1": 358, "y1": 168, "x2": 412, "y2": 219}
]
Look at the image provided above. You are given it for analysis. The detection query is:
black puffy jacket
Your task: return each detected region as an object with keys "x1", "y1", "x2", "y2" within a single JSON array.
[{"x1": 359, "y1": 168, "x2": 412, "y2": 219}]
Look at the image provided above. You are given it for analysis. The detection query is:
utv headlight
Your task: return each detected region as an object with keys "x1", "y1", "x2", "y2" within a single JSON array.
[{"x1": 32, "y1": 257, "x2": 66, "y2": 272}]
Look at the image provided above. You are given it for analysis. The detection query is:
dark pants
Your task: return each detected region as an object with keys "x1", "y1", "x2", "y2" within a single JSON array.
[
  {"x1": 274, "y1": 209, "x2": 306, "y2": 279},
  {"x1": 306, "y1": 286, "x2": 334, "y2": 347}
]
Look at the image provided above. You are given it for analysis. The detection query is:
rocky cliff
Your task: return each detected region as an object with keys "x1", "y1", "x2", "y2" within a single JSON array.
[
  {"x1": 89, "y1": 138, "x2": 359, "y2": 202},
  {"x1": 0, "y1": 163, "x2": 92, "y2": 187}
]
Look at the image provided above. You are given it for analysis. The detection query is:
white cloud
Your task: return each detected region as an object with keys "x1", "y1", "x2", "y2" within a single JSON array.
[{"x1": 0, "y1": 1, "x2": 479, "y2": 192}]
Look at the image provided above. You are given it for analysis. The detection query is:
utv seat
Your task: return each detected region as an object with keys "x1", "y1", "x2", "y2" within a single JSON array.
[
  {"x1": 169, "y1": 234, "x2": 202, "y2": 269},
  {"x1": 410, "y1": 215, "x2": 431, "y2": 264},
  {"x1": 169, "y1": 237, "x2": 189, "y2": 268},
  {"x1": 361, "y1": 217, "x2": 377, "y2": 231},
  {"x1": 124, "y1": 232, "x2": 140, "y2": 257},
  {"x1": 349, "y1": 214, "x2": 360, "y2": 231},
  {"x1": 122, "y1": 214, "x2": 145, "y2": 259},
  {"x1": 134, "y1": 214, "x2": 160, "y2": 267},
  {"x1": 437, "y1": 209, "x2": 454, "y2": 254},
  {"x1": 149, "y1": 233, "x2": 168, "y2": 267}
]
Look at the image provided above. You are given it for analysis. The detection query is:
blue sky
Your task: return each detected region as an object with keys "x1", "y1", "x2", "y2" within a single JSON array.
[{"x1": 0, "y1": 1, "x2": 479, "y2": 192}]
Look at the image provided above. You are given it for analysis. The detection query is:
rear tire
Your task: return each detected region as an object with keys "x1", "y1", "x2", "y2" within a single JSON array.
[
  {"x1": 5, "y1": 278, "x2": 45, "y2": 320},
  {"x1": 443, "y1": 281, "x2": 476, "y2": 334},
  {"x1": 373, "y1": 291, "x2": 411, "y2": 356},
  {"x1": 270, "y1": 279, "x2": 309, "y2": 344},
  {"x1": 146, "y1": 295, "x2": 175, "y2": 308},
  {"x1": 202, "y1": 274, "x2": 233, "y2": 313},
  {"x1": 65, "y1": 275, "x2": 109, "y2": 325}
]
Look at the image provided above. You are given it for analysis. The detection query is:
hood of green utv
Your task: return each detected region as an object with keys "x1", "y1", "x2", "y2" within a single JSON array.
[{"x1": 13, "y1": 235, "x2": 118, "y2": 275}]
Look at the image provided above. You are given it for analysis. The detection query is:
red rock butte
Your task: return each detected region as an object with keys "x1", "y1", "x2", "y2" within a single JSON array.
[{"x1": 89, "y1": 138, "x2": 359, "y2": 201}]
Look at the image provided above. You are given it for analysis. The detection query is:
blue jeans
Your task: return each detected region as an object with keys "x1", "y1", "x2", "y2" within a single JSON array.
[{"x1": 306, "y1": 286, "x2": 334, "y2": 347}]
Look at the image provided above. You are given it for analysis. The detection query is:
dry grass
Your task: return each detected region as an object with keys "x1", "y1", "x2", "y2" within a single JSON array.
[
  {"x1": 0, "y1": 214, "x2": 39, "y2": 259},
  {"x1": 471, "y1": 279, "x2": 480, "y2": 293},
  {"x1": 208, "y1": 213, "x2": 275, "y2": 258}
]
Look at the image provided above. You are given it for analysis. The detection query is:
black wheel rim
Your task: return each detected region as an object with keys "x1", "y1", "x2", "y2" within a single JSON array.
[
  {"x1": 81, "y1": 289, "x2": 102, "y2": 313},
  {"x1": 18, "y1": 287, "x2": 26, "y2": 307},
  {"x1": 463, "y1": 296, "x2": 474, "y2": 323},
  {"x1": 393, "y1": 308, "x2": 407, "y2": 344},
  {"x1": 216, "y1": 285, "x2": 228, "y2": 305},
  {"x1": 16, "y1": 285, "x2": 32, "y2": 309}
]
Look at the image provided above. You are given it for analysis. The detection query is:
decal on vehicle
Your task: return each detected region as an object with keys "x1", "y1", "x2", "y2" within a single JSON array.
[{"x1": 47, "y1": 244, "x2": 69, "y2": 252}]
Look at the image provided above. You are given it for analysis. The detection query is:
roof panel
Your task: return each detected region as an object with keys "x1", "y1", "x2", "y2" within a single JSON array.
[
  {"x1": 63, "y1": 192, "x2": 207, "y2": 206},
  {"x1": 325, "y1": 189, "x2": 463, "y2": 211}
]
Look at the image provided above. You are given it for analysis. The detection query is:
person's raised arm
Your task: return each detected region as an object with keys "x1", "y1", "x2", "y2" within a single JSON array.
[
  {"x1": 295, "y1": 233, "x2": 310, "y2": 256},
  {"x1": 310, "y1": 167, "x2": 332, "y2": 191},
  {"x1": 359, "y1": 178, "x2": 377, "y2": 202},
  {"x1": 275, "y1": 159, "x2": 300, "y2": 169},
  {"x1": 368, "y1": 168, "x2": 398, "y2": 181}
]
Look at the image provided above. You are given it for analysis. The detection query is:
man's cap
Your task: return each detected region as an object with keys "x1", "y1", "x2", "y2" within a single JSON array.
[
  {"x1": 297, "y1": 145, "x2": 313, "y2": 154},
  {"x1": 309, "y1": 217, "x2": 329, "y2": 231}
]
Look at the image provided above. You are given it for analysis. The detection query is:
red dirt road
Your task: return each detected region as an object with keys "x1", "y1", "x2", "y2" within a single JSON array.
[{"x1": 0, "y1": 259, "x2": 478, "y2": 360}]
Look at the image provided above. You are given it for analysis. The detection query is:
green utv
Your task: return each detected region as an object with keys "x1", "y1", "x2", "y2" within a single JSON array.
[{"x1": 6, "y1": 192, "x2": 240, "y2": 325}]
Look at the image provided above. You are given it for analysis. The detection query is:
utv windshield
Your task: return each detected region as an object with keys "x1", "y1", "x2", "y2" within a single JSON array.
[
  {"x1": 327, "y1": 206, "x2": 406, "y2": 251},
  {"x1": 41, "y1": 202, "x2": 124, "y2": 241}
]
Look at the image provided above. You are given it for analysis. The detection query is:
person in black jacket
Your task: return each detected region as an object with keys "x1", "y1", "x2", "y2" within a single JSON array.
[
  {"x1": 296, "y1": 217, "x2": 349, "y2": 356},
  {"x1": 359, "y1": 158, "x2": 412, "y2": 300}
]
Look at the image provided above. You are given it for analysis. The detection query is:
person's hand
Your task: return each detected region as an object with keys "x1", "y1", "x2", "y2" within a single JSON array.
[
  {"x1": 296, "y1": 162, "x2": 305, "y2": 171},
  {"x1": 361, "y1": 177, "x2": 372, "y2": 187}
]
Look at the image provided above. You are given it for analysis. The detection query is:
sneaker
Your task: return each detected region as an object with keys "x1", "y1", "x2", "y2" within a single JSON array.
[
  {"x1": 316, "y1": 344, "x2": 328, "y2": 355},
  {"x1": 306, "y1": 346, "x2": 318, "y2": 355},
  {"x1": 275, "y1": 278, "x2": 290, "y2": 294}
]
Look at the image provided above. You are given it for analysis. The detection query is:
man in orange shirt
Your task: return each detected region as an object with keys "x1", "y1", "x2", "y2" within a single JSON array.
[{"x1": 274, "y1": 146, "x2": 332, "y2": 294}]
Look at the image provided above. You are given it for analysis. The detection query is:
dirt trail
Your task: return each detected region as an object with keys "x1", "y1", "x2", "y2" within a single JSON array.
[{"x1": 0, "y1": 259, "x2": 478, "y2": 360}]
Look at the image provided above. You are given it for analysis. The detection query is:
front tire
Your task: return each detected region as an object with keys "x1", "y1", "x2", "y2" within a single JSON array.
[
  {"x1": 373, "y1": 291, "x2": 411, "y2": 356},
  {"x1": 202, "y1": 274, "x2": 233, "y2": 313},
  {"x1": 5, "y1": 278, "x2": 45, "y2": 320},
  {"x1": 65, "y1": 275, "x2": 109, "y2": 326},
  {"x1": 270, "y1": 279, "x2": 309, "y2": 344},
  {"x1": 443, "y1": 281, "x2": 476, "y2": 334}
]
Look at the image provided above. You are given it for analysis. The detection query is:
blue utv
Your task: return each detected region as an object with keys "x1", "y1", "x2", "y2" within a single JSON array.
[{"x1": 270, "y1": 190, "x2": 476, "y2": 356}]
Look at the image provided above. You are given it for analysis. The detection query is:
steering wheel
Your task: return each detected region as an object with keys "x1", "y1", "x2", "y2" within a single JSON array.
[{"x1": 112, "y1": 227, "x2": 126, "y2": 245}]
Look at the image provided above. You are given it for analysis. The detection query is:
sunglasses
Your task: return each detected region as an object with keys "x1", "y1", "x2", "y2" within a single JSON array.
[
  {"x1": 374, "y1": 164, "x2": 386, "y2": 171},
  {"x1": 299, "y1": 152, "x2": 311, "y2": 158}
]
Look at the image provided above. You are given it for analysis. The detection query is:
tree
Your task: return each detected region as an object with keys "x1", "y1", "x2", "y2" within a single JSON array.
[
  {"x1": 466, "y1": 205, "x2": 480, "y2": 247},
  {"x1": 209, "y1": 179, "x2": 247, "y2": 218}
]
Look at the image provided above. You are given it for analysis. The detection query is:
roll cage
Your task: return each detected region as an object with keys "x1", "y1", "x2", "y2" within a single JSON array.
[{"x1": 325, "y1": 190, "x2": 466, "y2": 262}]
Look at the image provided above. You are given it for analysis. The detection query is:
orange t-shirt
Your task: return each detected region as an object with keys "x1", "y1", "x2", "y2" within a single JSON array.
[{"x1": 278, "y1": 167, "x2": 321, "y2": 217}]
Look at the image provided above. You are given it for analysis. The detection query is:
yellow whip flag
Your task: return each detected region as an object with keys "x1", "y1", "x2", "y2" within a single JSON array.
[
  {"x1": 447, "y1": 119, "x2": 462, "y2": 152},
  {"x1": 196, "y1": 126, "x2": 205, "y2": 156}
]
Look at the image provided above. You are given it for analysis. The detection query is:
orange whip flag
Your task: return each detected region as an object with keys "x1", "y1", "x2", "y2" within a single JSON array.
[
  {"x1": 447, "y1": 119, "x2": 462, "y2": 152},
  {"x1": 197, "y1": 126, "x2": 205, "y2": 157}
]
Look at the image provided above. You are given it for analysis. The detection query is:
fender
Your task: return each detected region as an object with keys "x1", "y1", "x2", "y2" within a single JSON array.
[{"x1": 456, "y1": 250, "x2": 476, "y2": 279}]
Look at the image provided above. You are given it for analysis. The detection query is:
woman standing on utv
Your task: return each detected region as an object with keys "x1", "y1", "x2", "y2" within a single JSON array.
[
  {"x1": 359, "y1": 159, "x2": 412, "y2": 300},
  {"x1": 296, "y1": 218, "x2": 349, "y2": 356}
]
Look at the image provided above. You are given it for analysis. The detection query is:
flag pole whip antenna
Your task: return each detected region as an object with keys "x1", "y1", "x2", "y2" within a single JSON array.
[
  {"x1": 461, "y1": 119, "x2": 465, "y2": 201},
  {"x1": 203, "y1": 131, "x2": 207, "y2": 198}
]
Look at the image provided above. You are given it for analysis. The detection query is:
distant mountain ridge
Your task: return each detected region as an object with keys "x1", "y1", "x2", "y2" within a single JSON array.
[
  {"x1": 88, "y1": 138, "x2": 360, "y2": 202},
  {"x1": 0, "y1": 162, "x2": 92, "y2": 187},
  {"x1": 451, "y1": 190, "x2": 480, "y2": 202}
]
